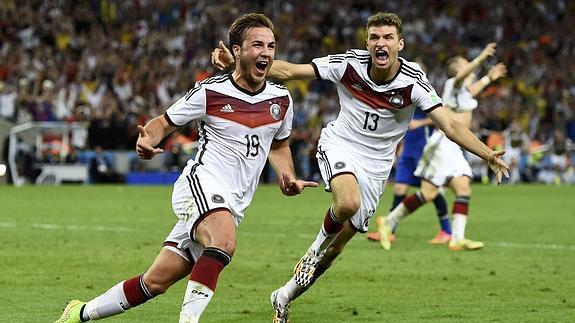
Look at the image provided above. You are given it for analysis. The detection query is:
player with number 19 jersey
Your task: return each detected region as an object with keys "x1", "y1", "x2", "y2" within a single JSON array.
[{"x1": 164, "y1": 73, "x2": 293, "y2": 226}]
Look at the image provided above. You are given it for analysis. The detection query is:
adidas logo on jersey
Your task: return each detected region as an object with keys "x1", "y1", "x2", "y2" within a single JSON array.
[
  {"x1": 351, "y1": 83, "x2": 363, "y2": 91},
  {"x1": 220, "y1": 104, "x2": 234, "y2": 113}
]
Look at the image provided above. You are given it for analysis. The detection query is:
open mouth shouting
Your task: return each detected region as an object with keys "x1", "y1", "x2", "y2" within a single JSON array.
[
  {"x1": 375, "y1": 49, "x2": 389, "y2": 65},
  {"x1": 255, "y1": 60, "x2": 269, "y2": 75}
]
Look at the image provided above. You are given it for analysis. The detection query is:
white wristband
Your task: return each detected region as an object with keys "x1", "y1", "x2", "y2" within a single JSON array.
[{"x1": 481, "y1": 76, "x2": 491, "y2": 86}]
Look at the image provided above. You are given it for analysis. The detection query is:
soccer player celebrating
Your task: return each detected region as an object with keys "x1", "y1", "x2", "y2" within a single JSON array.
[
  {"x1": 54, "y1": 13, "x2": 317, "y2": 323},
  {"x1": 213, "y1": 11, "x2": 509, "y2": 323},
  {"x1": 375, "y1": 43, "x2": 508, "y2": 251}
]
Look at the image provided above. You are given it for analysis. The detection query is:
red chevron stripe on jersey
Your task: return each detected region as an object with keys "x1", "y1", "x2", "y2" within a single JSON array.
[
  {"x1": 205, "y1": 89, "x2": 289, "y2": 128},
  {"x1": 340, "y1": 64, "x2": 413, "y2": 111}
]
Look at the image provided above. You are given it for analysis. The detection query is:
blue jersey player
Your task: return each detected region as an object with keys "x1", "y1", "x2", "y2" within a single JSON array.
[{"x1": 367, "y1": 107, "x2": 452, "y2": 244}]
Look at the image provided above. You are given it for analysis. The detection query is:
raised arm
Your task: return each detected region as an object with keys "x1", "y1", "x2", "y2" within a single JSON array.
[
  {"x1": 267, "y1": 60, "x2": 317, "y2": 81},
  {"x1": 211, "y1": 40, "x2": 317, "y2": 81},
  {"x1": 467, "y1": 63, "x2": 507, "y2": 97},
  {"x1": 428, "y1": 106, "x2": 509, "y2": 183},
  {"x1": 454, "y1": 42, "x2": 497, "y2": 86}
]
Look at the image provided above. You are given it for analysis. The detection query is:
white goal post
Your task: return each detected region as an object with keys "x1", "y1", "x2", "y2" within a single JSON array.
[{"x1": 8, "y1": 122, "x2": 89, "y2": 186}]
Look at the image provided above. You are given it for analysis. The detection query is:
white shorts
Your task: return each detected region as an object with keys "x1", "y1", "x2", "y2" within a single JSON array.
[
  {"x1": 163, "y1": 219, "x2": 205, "y2": 263},
  {"x1": 316, "y1": 142, "x2": 388, "y2": 233},
  {"x1": 414, "y1": 131, "x2": 473, "y2": 187},
  {"x1": 171, "y1": 163, "x2": 244, "y2": 241}
]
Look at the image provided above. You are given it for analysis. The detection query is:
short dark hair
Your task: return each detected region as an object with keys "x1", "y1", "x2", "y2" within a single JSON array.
[
  {"x1": 366, "y1": 12, "x2": 403, "y2": 38},
  {"x1": 446, "y1": 55, "x2": 463, "y2": 77},
  {"x1": 228, "y1": 13, "x2": 275, "y2": 48}
]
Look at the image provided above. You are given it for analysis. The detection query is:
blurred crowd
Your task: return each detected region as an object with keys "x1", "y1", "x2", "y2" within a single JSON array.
[{"x1": 1, "y1": 0, "x2": 574, "y2": 184}]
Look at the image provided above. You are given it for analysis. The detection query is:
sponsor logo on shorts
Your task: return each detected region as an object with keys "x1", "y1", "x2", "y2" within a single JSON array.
[
  {"x1": 211, "y1": 194, "x2": 225, "y2": 203},
  {"x1": 334, "y1": 161, "x2": 346, "y2": 169}
]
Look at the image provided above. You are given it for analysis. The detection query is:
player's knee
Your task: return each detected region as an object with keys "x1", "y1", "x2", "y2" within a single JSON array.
[
  {"x1": 420, "y1": 187, "x2": 438, "y2": 201},
  {"x1": 334, "y1": 197, "x2": 360, "y2": 218},
  {"x1": 393, "y1": 184, "x2": 408, "y2": 195},
  {"x1": 210, "y1": 239, "x2": 236, "y2": 258},
  {"x1": 456, "y1": 187, "x2": 471, "y2": 196}
]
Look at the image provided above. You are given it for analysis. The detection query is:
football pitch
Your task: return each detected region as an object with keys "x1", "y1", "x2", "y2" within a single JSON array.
[{"x1": 1, "y1": 184, "x2": 574, "y2": 322}]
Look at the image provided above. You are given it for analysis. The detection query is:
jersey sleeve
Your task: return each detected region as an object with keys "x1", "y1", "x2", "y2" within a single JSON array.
[
  {"x1": 310, "y1": 52, "x2": 349, "y2": 83},
  {"x1": 274, "y1": 92, "x2": 294, "y2": 141},
  {"x1": 411, "y1": 70, "x2": 442, "y2": 112},
  {"x1": 164, "y1": 82, "x2": 207, "y2": 127}
]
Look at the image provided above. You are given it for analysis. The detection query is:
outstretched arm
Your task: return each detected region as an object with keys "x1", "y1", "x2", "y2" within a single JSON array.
[
  {"x1": 454, "y1": 42, "x2": 497, "y2": 86},
  {"x1": 136, "y1": 114, "x2": 177, "y2": 159},
  {"x1": 429, "y1": 106, "x2": 509, "y2": 184},
  {"x1": 467, "y1": 63, "x2": 507, "y2": 97},
  {"x1": 268, "y1": 139, "x2": 318, "y2": 195},
  {"x1": 211, "y1": 41, "x2": 317, "y2": 81}
]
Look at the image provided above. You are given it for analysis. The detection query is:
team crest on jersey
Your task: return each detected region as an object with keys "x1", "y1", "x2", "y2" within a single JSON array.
[
  {"x1": 334, "y1": 161, "x2": 346, "y2": 169},
  {"x1": 211, "y1": 194, "x2": 225, "y2": 203},
  {"x1": 269, "y1": 103, "x2": 282, "y2": 121},
  {"x1": 389, "y1": 92, "x2": 404, "y2": 108}
]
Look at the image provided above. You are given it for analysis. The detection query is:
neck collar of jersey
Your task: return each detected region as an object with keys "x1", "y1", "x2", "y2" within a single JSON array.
[
  {"x1": 367, "y1": 57, "x2": 403, "y2": 86},
  {"x1": 229, "y1": 72, "x2": 267, "y2": 96}
]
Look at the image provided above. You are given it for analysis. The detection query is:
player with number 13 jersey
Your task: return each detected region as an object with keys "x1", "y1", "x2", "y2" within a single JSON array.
[{"x1": 313, "y1": 50, "x2": 442, "y2": 184}]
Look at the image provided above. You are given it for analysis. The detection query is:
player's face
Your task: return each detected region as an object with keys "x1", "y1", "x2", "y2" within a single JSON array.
[
  {"x1": 366, "y1": 25, "x2": 404, "y2": 70},
  {"x1": 233, "y1": 27, "x2": 275, "y2": 90}
]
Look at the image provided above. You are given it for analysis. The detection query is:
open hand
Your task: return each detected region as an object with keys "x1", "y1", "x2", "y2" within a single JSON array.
[
  {"x1": 279, "y1": 173, "x2": 319, "y2": 196},
  {"x1": 487, "y1": 63, "x2": 507, "y2": 82},
  {"x1": 136, "y1": 125, "x2": 163, "y2": 159},
  {"x1": 487, "y1": 150, "x2": 510, "y2": 185},
  {"x1": 480, "y1": 42, "x2": 497, "y2": 60}
]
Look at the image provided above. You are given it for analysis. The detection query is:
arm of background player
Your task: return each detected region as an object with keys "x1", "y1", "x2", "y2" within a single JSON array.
[
  {"x1": 136, "y1": 114, "x2": 177, "y2": 160},
  {"x1": 428, "y1": 106, "x2": 509, "y2": 183},
  {"x1": 268, "y1": 139, "x2": 318, "y2": 195},
  {"x1": 454, "y1": 42, "x2": 497, "y2": 86},
  {"x1": 467, "y1": 63, "x2": 507, "y2": 97}
]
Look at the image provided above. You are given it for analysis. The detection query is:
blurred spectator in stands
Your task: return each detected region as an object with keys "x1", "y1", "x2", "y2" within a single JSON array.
[
  {"x1": 0, "y1": 0, "x2": 574, "y2": 183},
  {"x1": 536, "y1": 130, "x2": 575, "y2": 185},
  {"x1": 502, "y1": 121, "x2": 530, "y2": 183},
  {"x1": 29, "y1": 79, "x2": 57, "y2": 121},
  {"x1": 162, "y1": 143, "x2": 186, "y2": 173},
  {"x1": 89, "y1": 145, "x2": 123, "y2": 183},
  {"x1": 0, "y1": 81, "x2": 17, "y2": 121}
]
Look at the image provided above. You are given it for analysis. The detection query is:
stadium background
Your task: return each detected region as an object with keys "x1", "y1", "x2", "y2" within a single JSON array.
[
  {"x1": 0, "y1": 0, "x2": 574, "y2": 185},
  {"x1": 1, "y1": 1, "x2": 575, "y2": 322}
]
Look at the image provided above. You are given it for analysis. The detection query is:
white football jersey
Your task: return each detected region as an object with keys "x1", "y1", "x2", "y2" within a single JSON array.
[
  {"x1": 311, "y1": 50, "x2": 442, "y2": 178},
  {"x1": 441, "y1": 77, "x2": 478, "y2": 112},
  {"x1": 165, "y1": 73, "x2": 293, "y2": 200}
]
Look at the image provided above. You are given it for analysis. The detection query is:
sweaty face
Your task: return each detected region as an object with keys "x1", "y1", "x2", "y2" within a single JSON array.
[
  {"x1": 234, "y1": 27, "x2": 275, "y2": 91},
  {"x1": 366, "y1": 25, "x2": 404, "y2": 71}
]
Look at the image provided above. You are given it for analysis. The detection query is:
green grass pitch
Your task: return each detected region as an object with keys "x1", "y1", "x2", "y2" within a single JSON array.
[{"x1": 1, "y1": 184, "x2": 574, "y2": 322}]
